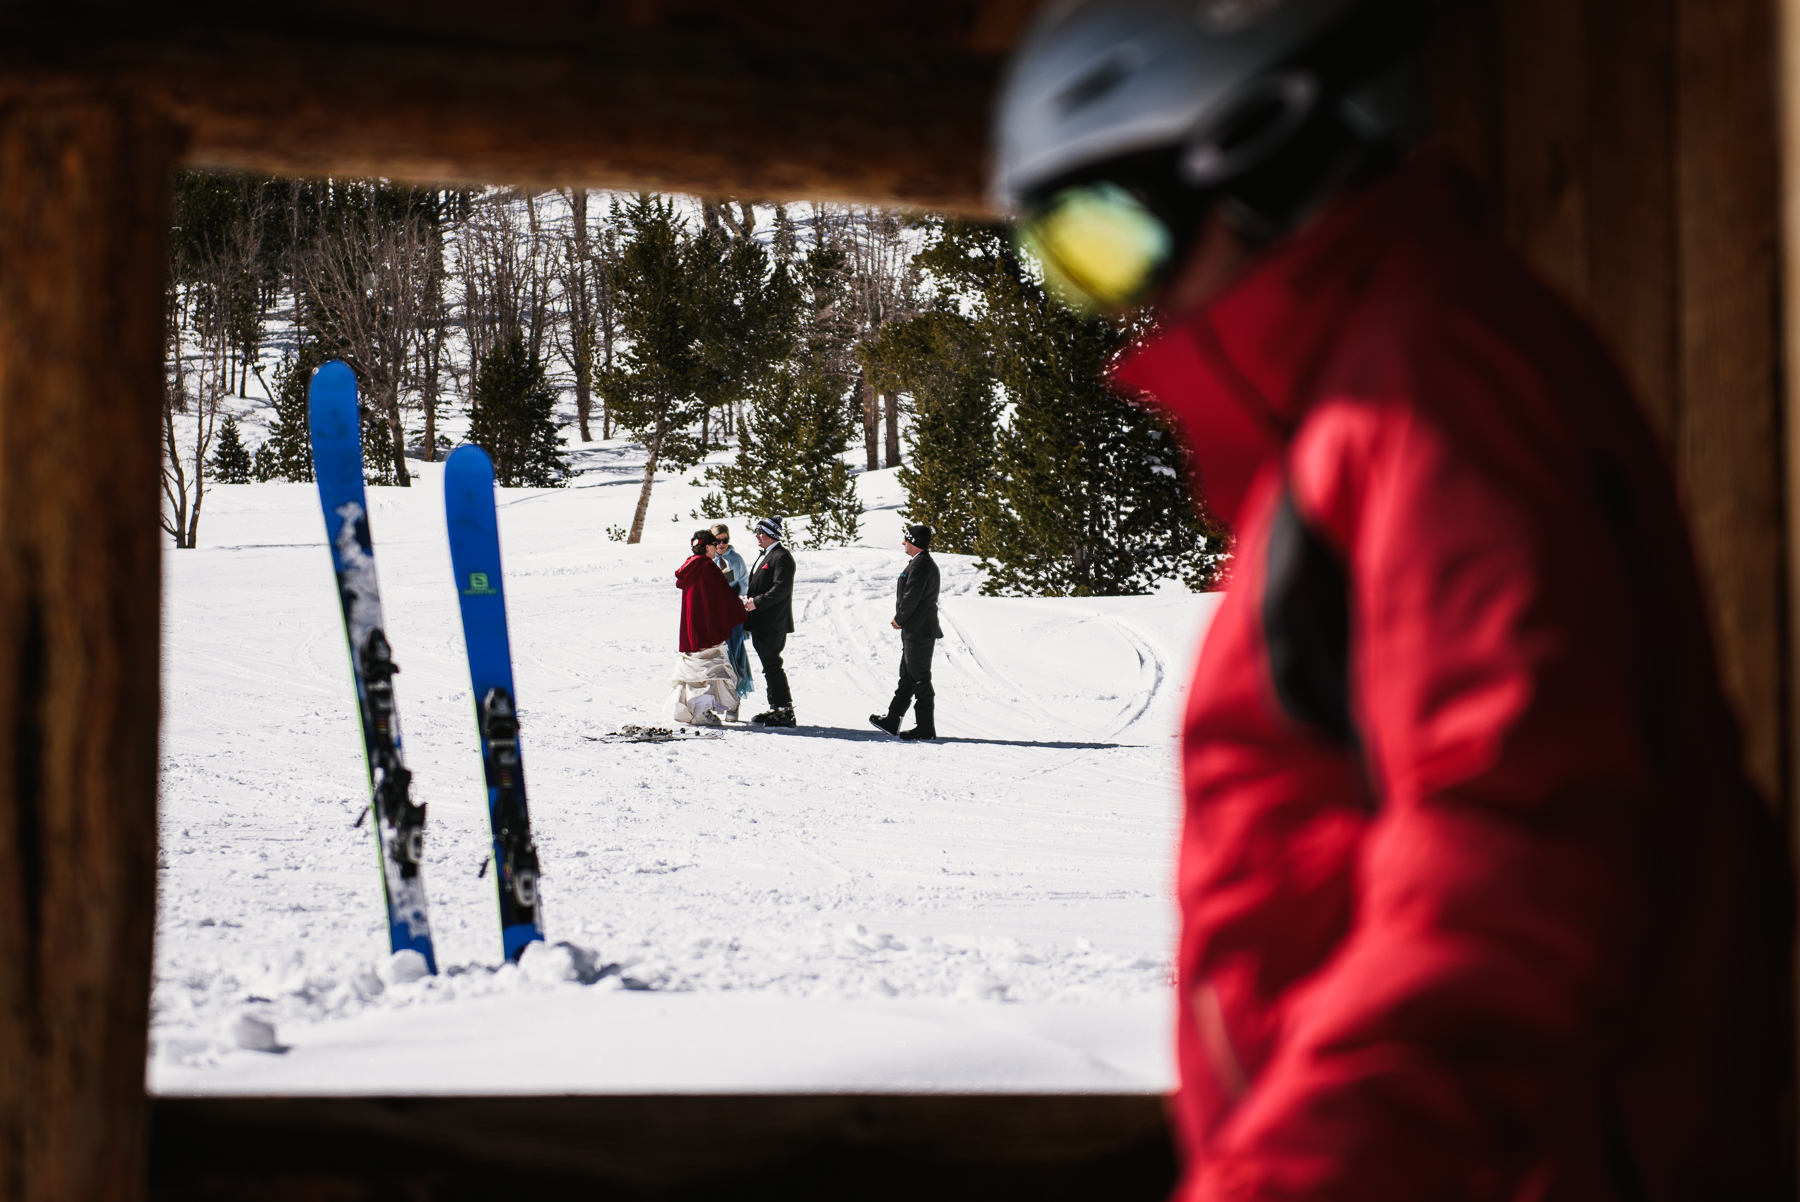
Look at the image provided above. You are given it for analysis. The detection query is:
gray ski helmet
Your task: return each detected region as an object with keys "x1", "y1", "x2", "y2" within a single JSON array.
[{"x1": 991, "y1": 0, "x2": 1422, "y2": 211}]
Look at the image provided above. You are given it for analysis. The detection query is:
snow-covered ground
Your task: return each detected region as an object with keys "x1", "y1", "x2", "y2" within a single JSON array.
[{"x1": 150, "y1": 440, "x2": 1221, "y2": 1094}]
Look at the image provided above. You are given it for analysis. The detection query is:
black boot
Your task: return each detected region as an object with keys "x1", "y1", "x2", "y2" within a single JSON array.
[
  {"x1": 899, "y1": 697, "x2": 935, "y2": 741},
  {"x1": 758, "y1": 706, "x2": 797, "y2": 728},
  {"x1": 870, "y1": 713, "x2": 901, "y2": 736}
]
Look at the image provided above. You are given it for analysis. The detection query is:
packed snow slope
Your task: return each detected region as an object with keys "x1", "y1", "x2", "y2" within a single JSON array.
[{"x1": 150, "y1": 441, "x2": 1221, "y2": 1094}]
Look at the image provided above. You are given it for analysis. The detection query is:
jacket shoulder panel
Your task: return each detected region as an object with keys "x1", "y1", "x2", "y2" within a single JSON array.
[{"x1": 1263, "y1": 487, "x2": 1356, "y2": 748}]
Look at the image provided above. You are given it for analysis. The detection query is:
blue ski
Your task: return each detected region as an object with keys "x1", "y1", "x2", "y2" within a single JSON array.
[
  {"x1": 444, "y1": 444, "x2": 546, "y2": 962},
  {"x1": 309, "y1": 360, "x2": 436, "y2": 973}
]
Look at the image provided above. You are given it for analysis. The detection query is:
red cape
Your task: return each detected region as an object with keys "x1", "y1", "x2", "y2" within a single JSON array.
[{"x1": 676, "y1": 554, "x2": 743, "y2": 652}]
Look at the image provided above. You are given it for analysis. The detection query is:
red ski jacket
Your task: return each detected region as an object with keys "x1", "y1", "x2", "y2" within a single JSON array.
[{"x1": 1115, "y1": 154, "x2": 1791, "y2": 1202}]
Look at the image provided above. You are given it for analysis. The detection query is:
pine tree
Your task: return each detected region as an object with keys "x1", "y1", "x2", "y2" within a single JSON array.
[
  {"x1": 600, "y1": 193, "x2": 797, "y2": 541},
  {"x1": 253, "y1": 347, "x2": 322, "y2": 482},
  {"x1": 862, "y1": 308, "x2": 997, "y2": 555},
  {"x1": 467, "y1": 332, "x2": 569, "y2": 488},
  {"x1": 871, "y1": 217, "x2": 1227, "y2": 595},
  {"x1": 210, "y1": 415, "x2": 254, "y2": 484},
  {"x1": 360, "y1": 391, "x2": 405, "y2": 485},
  {"x1": 705, "y1": 368, "x2": 861, "y2": 548},
  {"x1": 970, "y1": 222, "x2": 1228, "y2": 595}
]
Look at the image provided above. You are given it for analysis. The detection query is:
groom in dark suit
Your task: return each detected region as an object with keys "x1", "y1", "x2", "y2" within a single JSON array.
[
  {"x1": 742, "y1": 516, "x2": 797, "y2": 727},
  {"x1": 871, "y1": 523, "x2": 941, "y2": 741}
]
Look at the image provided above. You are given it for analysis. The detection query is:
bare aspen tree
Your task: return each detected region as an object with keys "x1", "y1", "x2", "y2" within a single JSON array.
[
  {"x1": 521, "y1": 190, "x2": 557, "y2": 363},
  {"x1": 456, "y1": 188, "x2": 558, "y2": 393},
  {"x1": 558, "y1": 188, "x2": 597, "y2": 441},
  {"x1": 163, "y1": 258, "x2": 232, "y2": 548},
  {"x1": 299, "y1": 191, "x2": 435, "y2": 485},
  {"x1": 844, "y1": 205, "x2": 917, "y2": 471},
  {"x1": 884, "y1": 389, "x2": 903, "y2": 467},
  {"x1": 164, "y1": 172, "x2": 268, "y2": 546},
  {"x1": 416, "y1": 250, "x2": 449, "y2": 461}
]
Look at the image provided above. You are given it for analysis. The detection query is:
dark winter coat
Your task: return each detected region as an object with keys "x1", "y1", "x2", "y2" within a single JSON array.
[
  {"x1": 743, "y1": 542, "x2": 795, "y2": 635},
  {"x1": 1113, "y1": 153, "x2": 1791, "y2": 1202},
  {"x1": 675, "y1": 554, "x2": 743, "y2": 652},
  {"x1": 894, "y1": 550, "x2": 942, "y2": 639}
]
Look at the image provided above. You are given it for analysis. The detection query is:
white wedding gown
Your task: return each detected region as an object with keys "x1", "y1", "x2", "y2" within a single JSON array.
[{"x1": 665, "y1": 643, "x2": 740, "y2": 724}]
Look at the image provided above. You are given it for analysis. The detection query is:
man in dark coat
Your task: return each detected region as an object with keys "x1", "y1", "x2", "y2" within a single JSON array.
[
  {"x1": 741, "y1": 516, "x2": 796, "y2": 727},
  {"x1": 871, "y1": 524, "x2": 941, "y2": 741}
]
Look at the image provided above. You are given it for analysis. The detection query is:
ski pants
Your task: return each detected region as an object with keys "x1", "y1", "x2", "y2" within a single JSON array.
[
  {"x1": 886, "y1": 635, "x2": 935, "y2": 730},
  {"x1": 752, "y1": 629, "x2": 792, "y2": 708}
]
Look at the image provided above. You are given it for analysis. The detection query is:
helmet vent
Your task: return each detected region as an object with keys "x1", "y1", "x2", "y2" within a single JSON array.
[
  {"x1": 1057, "y1": 50, "x2": 1140, "y2": 115},
  {"x1": 1181, "y1": 71, "x2": 1318, "y2": 185}
]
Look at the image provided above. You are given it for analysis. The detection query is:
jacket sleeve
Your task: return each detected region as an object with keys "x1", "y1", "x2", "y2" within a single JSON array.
[
  {"x1": 894, "y1": 560, "x2": 921, "y2": 627},
  {"x1": 1194, "y1": 406, "x2": 1655, "y2": 1201}
]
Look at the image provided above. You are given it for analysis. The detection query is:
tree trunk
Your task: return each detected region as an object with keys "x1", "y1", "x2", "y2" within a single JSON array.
[
  {"x1": 420, "y1": 329, "x2": 440, "y2": 463},
  {"x1": 861, "y1": 376, "x2": 878, "y2": 471},
  {"x1": 570, "y1": 189, "x2": 593, "y2": 443},
  {"x1": 883, "y1": 390, "x2": 901, "y2": 467},
  {"x1": 0, "y1": 91, "x2": 172, "y2": 1202},
  {"x1": 574, "y1": 351, "x2": 593, "y2": 442},
  {"x1": 186, "y1": 395, "x2": 208, "y2": 549},
  {"x1": 627, "y1": 423, "x2": 664, "y2": 544},
  {"x1": 387, "y1": 391, "x2": 409, "y2": 486},
  {"x1": 162, "y1": 402, "x2": 191, "y2": 550}
]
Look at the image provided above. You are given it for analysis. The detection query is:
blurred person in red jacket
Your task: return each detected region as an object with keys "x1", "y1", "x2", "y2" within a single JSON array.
[{"x1": 993, "y1": 3, "x2": 1792, "y2": 1199}]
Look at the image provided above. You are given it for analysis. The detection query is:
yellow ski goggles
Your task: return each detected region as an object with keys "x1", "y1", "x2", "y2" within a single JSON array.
[{"x1": 1015, "y1": 182, "x2": 1175, "y2": 314}]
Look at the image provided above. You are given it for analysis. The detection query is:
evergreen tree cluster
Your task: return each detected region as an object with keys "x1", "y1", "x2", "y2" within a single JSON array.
[
  {"x1": 864, "y1": 218, "x2": 1229, "y2": 596},
  {"x1": 706, "y1": 369, "x2": 861, "y2": 548},
  {"x1": 165, "y1": 172, "x2": 1227, "y2": 592},
  {"x1": 697, "y1": 212, "x2": 866, "y2": 550},
  {"x1": 253, "y1": 347, "x2": 323, "y2": 483}
]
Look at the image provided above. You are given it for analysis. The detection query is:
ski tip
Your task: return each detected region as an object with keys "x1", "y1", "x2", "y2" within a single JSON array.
[
  {"x1": 310, "y1": 359, "x2": 356, "y2": 401},
  {"x1": 445, "y1": 443, "x2": 495, "y2": 481},
  {"x1": 307, "y1": 360, "x2": 360, "y2": 445}
]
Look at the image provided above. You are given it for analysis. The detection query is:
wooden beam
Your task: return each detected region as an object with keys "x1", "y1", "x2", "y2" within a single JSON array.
[
  {"x1": 147, "y1": 1094, "x2": 1177, "y2": 1200},
  {"x1": 0, "y1": 2, "x2": 1044, "y2": 209},
  {"x1": 0, "y1": 90, "x2": 175, "y2": 1202}
]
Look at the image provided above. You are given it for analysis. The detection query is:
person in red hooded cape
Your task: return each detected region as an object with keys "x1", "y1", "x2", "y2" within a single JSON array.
[
  {"x1": 668, "y1": 530, "x2": 746, "y2": 726},
  {"x1": 990, "y1": 3, "x2": 1791, "y2": 1201},
  {"x1": 677, "y1": 529, "x2": 743, "y2": 654}
]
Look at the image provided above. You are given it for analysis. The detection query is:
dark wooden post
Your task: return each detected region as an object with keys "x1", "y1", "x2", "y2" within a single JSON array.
[
  {"x1": 1429, "y1": 0, "x2": 1785, "y2": 808},
  {"x1": 1672, "y1": 0, "x2": 1783, "y2": 812},
  {"x1": 0, "y1": 89, "x2": 174, "y2": 1202}
]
